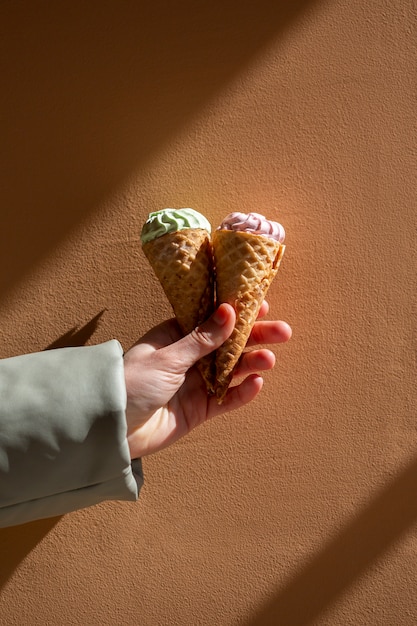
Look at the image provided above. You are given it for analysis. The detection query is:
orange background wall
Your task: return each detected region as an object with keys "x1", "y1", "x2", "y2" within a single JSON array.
[{"x1": 1, "y1": 1, "x2": 416, "y2": 624}]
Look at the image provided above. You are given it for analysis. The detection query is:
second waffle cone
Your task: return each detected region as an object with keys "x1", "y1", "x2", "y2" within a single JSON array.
[{"x1": 213, "y1": 229, "x2": 285, "y2": 402}]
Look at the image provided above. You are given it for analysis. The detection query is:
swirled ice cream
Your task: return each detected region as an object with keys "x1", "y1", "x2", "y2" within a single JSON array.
[
  {"x1": 217, "y1": 212, "x2": 285, "y2": 243},
  {"x1": 213, "y1": 211, "x2": 286, "y2": 402},
  {"x1": 141, "y1": 208, "x2": 211, "y2": 244},
  {"x1": 141, "y1": 207, "x2": 215, "y2": 393}
]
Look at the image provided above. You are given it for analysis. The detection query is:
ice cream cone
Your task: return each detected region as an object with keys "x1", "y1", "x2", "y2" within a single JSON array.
[
  {"x1": 142, "y1": 228, "x2": 216, "y2": 393},
  {"x1": 213, "y1": 229, "x2": 285, "y2": 402}
]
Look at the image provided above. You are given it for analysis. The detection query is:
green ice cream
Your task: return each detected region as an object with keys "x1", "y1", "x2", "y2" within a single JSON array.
[{"x1": 141, "y1": 208, "x2": 211, "y2": 244}]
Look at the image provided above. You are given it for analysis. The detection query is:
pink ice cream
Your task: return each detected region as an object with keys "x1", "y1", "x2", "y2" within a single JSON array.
[{"x1": 217, "y1": 212, "x2": 285, "y2": 243}]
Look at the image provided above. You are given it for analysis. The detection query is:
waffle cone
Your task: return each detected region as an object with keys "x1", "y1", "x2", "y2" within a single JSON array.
[
  {"x1": 142, "y1": 229, "x2": 215, "y2": 393},
  {"x1": 213, "y1": 229, "x2": 285, "y2": 402}
]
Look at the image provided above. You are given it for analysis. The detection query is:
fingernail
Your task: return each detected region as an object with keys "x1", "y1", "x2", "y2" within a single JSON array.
[{"x1": 213, "y1": 304, "x2": 228, "y2": 326}]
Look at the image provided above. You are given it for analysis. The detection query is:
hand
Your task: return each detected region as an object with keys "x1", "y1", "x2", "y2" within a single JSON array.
[{"x1": 124, "y1": 302, "x2": 291, "y2": 459}]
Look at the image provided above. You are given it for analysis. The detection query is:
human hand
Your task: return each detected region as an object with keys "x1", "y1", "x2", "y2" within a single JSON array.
[{"x1": 124, "y1": 302, "x2": 291, "y2": 459}]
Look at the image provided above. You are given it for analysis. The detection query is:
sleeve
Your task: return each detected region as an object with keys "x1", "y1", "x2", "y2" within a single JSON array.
[{"x1": 0, "y1": 340, "x2": 143, "y2": 528}]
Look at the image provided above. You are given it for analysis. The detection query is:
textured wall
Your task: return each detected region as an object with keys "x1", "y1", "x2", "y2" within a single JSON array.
[{"x1": 1, "y1": 1, "x2": 416, "y2": 624}]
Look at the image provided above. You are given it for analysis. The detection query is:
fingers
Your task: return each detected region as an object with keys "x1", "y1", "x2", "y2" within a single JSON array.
[
  {"x1": 208, "y1": 374, "x2": 264, "y2": 418},
  {"x1": 257, "y1": 300, "x2": 269, "y2": 319},
  {"x1": 247, "y1": 320, "x2": 292, "y2": 347},
  {"x1": 163, "y1": 303, "x2": 236, "y2": 372},
  {"x1": 232, "y1": 348, "x2": 276, "y2": 379}
]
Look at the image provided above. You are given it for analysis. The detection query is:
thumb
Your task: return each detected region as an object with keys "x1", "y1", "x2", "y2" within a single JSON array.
[{"x1": 167, "y1": 303, "x2": 235, "y2": 372}]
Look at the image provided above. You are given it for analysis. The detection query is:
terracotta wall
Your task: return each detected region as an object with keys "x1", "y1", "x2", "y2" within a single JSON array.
[{"x1": 1, "y1": 1, "x2": 416, "y2": 624}]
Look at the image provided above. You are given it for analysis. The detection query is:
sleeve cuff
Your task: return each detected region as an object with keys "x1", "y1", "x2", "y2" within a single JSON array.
[{"x1": 0, "y1": 340, "x2": 143, "y2": 527}]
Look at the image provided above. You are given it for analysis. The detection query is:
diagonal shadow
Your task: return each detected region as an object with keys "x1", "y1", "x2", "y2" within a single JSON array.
[
  {"x1": 0, "y1": 0, "x2": 320, "y2": 596},
  {"x1": 0, "y1": 0, "x2": 319, "y2": 298},
  {"x1": 247, "y1": 455, "x2": 417, "y2": 626},
  {"x1": 44, "y1": 309, "x2": 106, "y2": 350},
  {"x1": 0, "y1": 516, "x2": 63, "y2": 592}
]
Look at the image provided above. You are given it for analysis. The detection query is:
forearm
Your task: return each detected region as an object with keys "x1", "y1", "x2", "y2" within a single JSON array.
[{"x1": 0, "y1": 340, "x2": 142, "y2": 528}]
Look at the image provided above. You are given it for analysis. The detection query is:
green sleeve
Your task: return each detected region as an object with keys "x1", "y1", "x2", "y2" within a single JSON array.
[{"x1": 0, "y1": 340, "x2": 143, "y2": 528}]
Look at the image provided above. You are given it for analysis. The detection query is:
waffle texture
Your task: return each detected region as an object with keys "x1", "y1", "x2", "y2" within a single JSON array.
[
  {"x1": 142, "y1": 228, "x2": 215, "y2": 392},
  {"x1": 213, "y1": 229, "x2": 285, "y2": 402}
]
